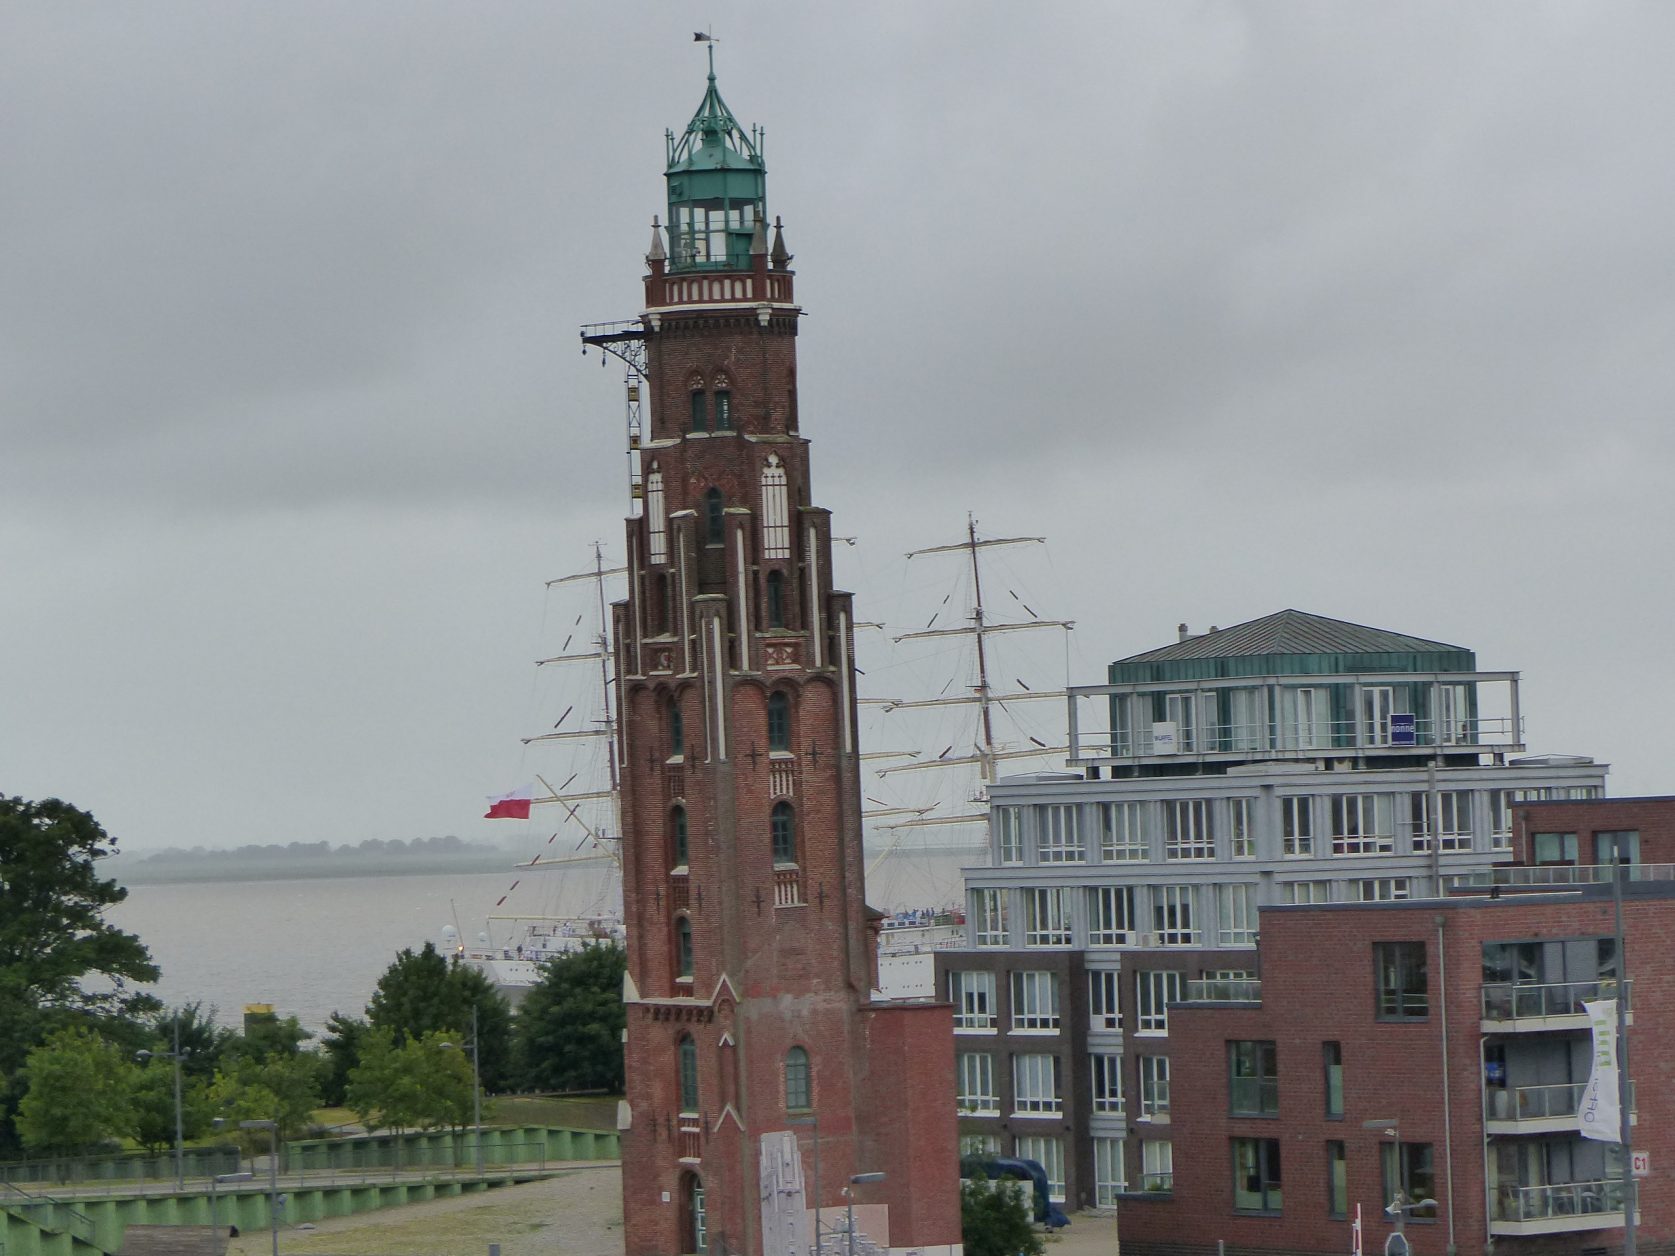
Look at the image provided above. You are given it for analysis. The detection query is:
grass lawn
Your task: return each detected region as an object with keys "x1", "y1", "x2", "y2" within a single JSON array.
[{"x1": 488, "y1": 1094, "x2": 619, "y2": 1132}]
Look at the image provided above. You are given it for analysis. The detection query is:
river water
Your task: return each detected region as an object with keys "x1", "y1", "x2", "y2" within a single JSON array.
[{"x1": 104, "y1": 852, "x2": 972, "y2": 1032}]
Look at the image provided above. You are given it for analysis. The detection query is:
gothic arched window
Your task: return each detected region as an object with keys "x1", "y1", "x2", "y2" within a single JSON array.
[
  {"x1": 690, "y1": 387, "x2": 707, "y2": 433},
  {"x1": 675, "y1": 916, "x2": 694, "y2": 981},
  {"x1": 761, "y1": 456, "x2": 790, "y2": 558},
  {"x1": 668, "y1": 699, "x2": 684, "y2": 759},
  {"x1": 771, "y1": 801, "x2": 796, "y2": 865},
  {"x1": 671, "y1": 807, "x2": 689, "y2": 868},
  {"x1": 646, "y1": 463, "x2": 668, "y2": 564},
  {"x1": 705, "y1": 488, "x2": 725, "y2": 545},
  {"x1": 766, "y1": 570, "x2": 785, "y2": 629},
  {"x1": 767, "y1": 692, "x2": 791, "y2": 753},
  {"x1": 784, "y1": 1046, "x2": 811, "y2": 1112},
  {"x1": 678, "y1": 1035, "x2": 699, "y2": 1112}
]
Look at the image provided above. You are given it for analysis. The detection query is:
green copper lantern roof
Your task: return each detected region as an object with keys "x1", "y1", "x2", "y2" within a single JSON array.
[{"x1": 664, "y1": 60, "x2": 767, "y2": 272}]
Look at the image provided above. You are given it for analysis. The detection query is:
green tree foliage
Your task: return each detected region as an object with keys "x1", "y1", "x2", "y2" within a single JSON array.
[
  {"x1": 366, "y1": 943, "x2": 512, "y2": 1090},
  {"x1": 960, "y1": 1177, "x2": 1044, "y2": 1256},
  {"x1": 514, "y1": 942, "x2": 626, "y2": 1093},
  {"x1": 16, "y1": 1026, "x2": 138, "y2": 1155},
  {"x1": 346, "y1": 1027, "x2": 474, "y2": 1137},
  {"x1": 130, "y1": 1061, "x2": 215, "y2": 1153},
  {"x1": 207, "y1": 1051, "x2": 321, "y2": 1143},
  {"x1": 222, "y1": 1010, "x2": 310, "y2": 1063},
  {"x1": 319, "y1": 1012, "x2": 369, "y2": 1108},
  {"x1": 149, "y1": 1003, "x2": 236, "y2": 1080}
]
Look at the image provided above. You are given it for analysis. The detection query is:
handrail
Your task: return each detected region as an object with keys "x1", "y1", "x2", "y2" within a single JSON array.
[
  {"x1": 0, "y1": 1177, "x2": 99, "y2": 1246},
  {"x1": 1481, "y1": 978, "x2": 1631, "y2": 1020}
]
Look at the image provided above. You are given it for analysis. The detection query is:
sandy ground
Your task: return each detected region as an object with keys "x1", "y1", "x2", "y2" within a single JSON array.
[{"x1": 220, "y1": 1166, "x2": 1122, "y2": 1256}]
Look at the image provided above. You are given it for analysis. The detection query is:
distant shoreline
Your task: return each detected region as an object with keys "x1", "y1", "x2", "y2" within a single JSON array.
[{"x1": 109, "y1": 856, "x2": 515, "y2": 887}]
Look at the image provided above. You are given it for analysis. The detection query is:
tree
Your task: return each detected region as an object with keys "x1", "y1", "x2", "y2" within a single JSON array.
[
  {"x1": 513, "y1": 942, "x2": 626, "y2": 1093},
  {"x1": 207, "y1": 1051, "x2": 321, "y2": 1143},
  {"x1": 16, "y1": 1026, "x2": 137, "y2": 1156},
  {"x1": 366, "y1": 943, "x2": 513, "y2": 1090},
  {"x1": 960, "y1": 1177, "x2": 1044, "y2": 1256},
  {"x1": 130, "y1": 1060, "x2": 215, "y2": 1153},
  {"x1": 319, "y1": 1012, "x2": 369, "y2": 1107},
  {"x1": 149, "y1": 1003, "x2": 236, "y2": 1080},
  {"x1": 222, "y1": 1010, "x2": 310, "y2": 1063},
  {"x1": 346, "y1": 1028, "x2": 474, "y2": 1139}
]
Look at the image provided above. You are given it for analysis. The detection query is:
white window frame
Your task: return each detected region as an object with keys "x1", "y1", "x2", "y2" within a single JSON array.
[
  {"x1": 1140, "y1": 1139, "x2": 1173, "y2": 1192},
  {"x1": 1015, "y1": 1135, "x2": 1066, "y2": 1203},
  {"x1": 949, "y1": 970, "x2": 997, "y2": 1031},
  {"x1": 1229, "y1": 797, "x2": 1255, "y2": 858},
  {"x1": 1289, "y1": 686, "x2": 1330, "y2": 749},
  {"x1": 1094, "y1": 1137, "x2": 1127, "y2": 1205},
  {"x1": 1152, "y1": 885, "x2": 1197, "y2": 946},
  {"x1": 1331, "y1": 793, "x2": 1394, "y2": 855},
  {"x1": 1098, "y1": 801, "x2": 1148, "y2": 861},
  {"x1": 1282, "y1": 796, "x2": 1314, "y2": 856},
  {"x1": 1139, "y1": 1055, "x2": 1171, "y2": 1120},
  {"x1": 760, "y1": 455, "x2": 791, "y2": 559},
  {"x1": 1136, "y1": 970, "x2": 1183, "y2": 1035},
  {"x1": 1091, "y1": 1053, "x2": 1125, "y2": 1115},
  {"x1": 1037, "y1": 804, "x2": 1084, "y2": 863},
  {"x1": 974, "y1": 888, "x2": 1010, "y2": 948},
  {"x1": 1216, "y1": 882, "x2": 1257, "y2": 947},
  {"x1": 646, "y1": 464, "x2": 668, "y2": 564},
  {"x1": 1089, "y1": 970, "x2": 1122, "y2": 1032},
  {"x1": 1488, "y1": 790, "x2": 1513, "y2": 850},
  {"x1": 961, "y1": 1133, "x2": 1001, "y2": 1156},
  {"x1": 1164, "y1": 799, "x2": 1215, "y2": 860},
  {"x1": 995, "y1": 807, "x2": 1024, "y2": 864},
  {"x1": 1011, "y1": 971, "x2": 1060, "y2": 1033},
  {"x1": 1012, "y1": 1053, "x2": 1063, "y2": 1116},
  {"x1": 1165, "y1": 692, "x2": 1198, "y2": 751},
  {"x1": 1362, "y1": 685, "x2": 1395, "y2": 746},
  {"x1": 1088, "y1": 885, "x2": 1135, "y2": 947},
  {"x1": 1353, "y1": 877, "x2": 1410, "y2": 903},
  {"x1": 1412, "y1": 790, "x2": 1473, "y2": 853},
  {"x1": 955, "y1": 1051, "x2": 998, "y2": 1116},
  {"x1": 1024, "y1": 887, "x2": 1073, "y2": 948},
  {"x1": 1282, "y1": 880, "x2": 1331, "y2": 905}
]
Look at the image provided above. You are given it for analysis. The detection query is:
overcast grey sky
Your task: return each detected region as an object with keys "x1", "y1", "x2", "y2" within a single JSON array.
[{"x1": 4, "y1": 3, "x2": 1672, "y2": 852}]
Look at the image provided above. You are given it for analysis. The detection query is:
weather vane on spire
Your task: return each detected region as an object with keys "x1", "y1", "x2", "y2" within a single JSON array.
[{"x1": 693, "y1": 29, "x2": 718, "y2": 77}]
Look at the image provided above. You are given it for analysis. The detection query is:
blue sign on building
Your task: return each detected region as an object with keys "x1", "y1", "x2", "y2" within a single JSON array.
[{"x1": 1391, "y1": 713, "x2": 1417, "y2": 745}]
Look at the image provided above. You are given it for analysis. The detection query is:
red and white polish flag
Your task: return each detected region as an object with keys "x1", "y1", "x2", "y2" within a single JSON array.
[{"x1": 484, "y1": 786, "x2": 534, "y2": 820}]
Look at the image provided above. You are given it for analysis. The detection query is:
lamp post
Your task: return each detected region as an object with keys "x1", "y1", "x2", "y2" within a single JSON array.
[
  {"x1": 1362, "y1": 1119, "x2": 1436, "y2": 1256},
  {"x1": 239, "y1": 1119, "x2": 280, "y2": 1256},
  {"x1": 136, "y1": 1015, "x2": 187, "y2": 1191},
  {"x1": 844, "y1": 1172, "x2": 885, "y2": 1256},
  {"x1": 210, "y1": 1170, "x2": 253, "y2": 1256},
  {"x1": 788, "y1": 1114, "x2": 821, "y2": 1256},
  {"x1": 440, "y1": 1004, "x2": 484, "y2": 1176}
]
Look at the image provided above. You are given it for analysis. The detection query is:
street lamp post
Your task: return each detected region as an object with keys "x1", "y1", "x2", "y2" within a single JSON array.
[
  {"x1": 440, "y1": 1004, "x2": 484, "y2": 1176},
  {"x1": 1362, "y1": 1119, "x2": 1438, "y2": 1255},
  {"x1": 844, "y1": 1172, "x2": 886, "y2": 1256},
  {"x1": 788, "y1": 1114, "x2": 821, "y2": 1256},
  {"x1": 136, "y1": 1015, "x2": 187, "y2": 1191},
  {"x1": 210, "y1": 1170, "x2": 253, "y2": 1256},
  {"x1": 239, "y1": 1119, "x2": 280, "y2": 1256}
]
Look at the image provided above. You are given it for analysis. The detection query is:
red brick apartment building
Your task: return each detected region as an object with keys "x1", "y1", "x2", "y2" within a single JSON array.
[{"x1": 1123, "y1": 800, "x2": 1675, "y2": 1256}]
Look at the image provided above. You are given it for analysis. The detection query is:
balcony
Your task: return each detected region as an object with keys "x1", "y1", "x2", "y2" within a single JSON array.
[
  {"x1": 1489, "y1": 1179, "x2": 1627, "y2": 1236},
  {"x1": 1481, "y1": 979, "x2": 1631, "y2": 1032},
  {"x1": 1465, "y1": 863, "x2": 1675, "y2": 889},
  {"x1": 1484, "y1": 1081, "x2": 1637, "y2": 1135},
  {"x1": 1184, "y1": 978, "x2": 1262, "y2": 1004}
]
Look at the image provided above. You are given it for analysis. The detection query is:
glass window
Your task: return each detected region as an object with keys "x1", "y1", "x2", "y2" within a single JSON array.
[
  {"x1": 955, "y1": 1052, "x2": 997, "y2": 1115},
  {"x1": 1089, "y1": 970, "x2": 1122, "y2": 1031},
  {"x1": 1229, "y1": 1041, "x2": 1279, "y2": 1116},
  {"x1": 1381, "y1": 1143, "x2": 1437, "y2": 1217},
  {"x1": 671, "y1": 807, "x2": 689, "y2": 868},
  {"x1": 1282, "y1": 796, "x2": 1314, "y2": 856},
  {"x1": 1153, "y1": 885, "x2": 1196, "y2": 946},
  {"x1": 1011, "y1": 971, "x2": 1060, "y2": 1032},
  {"x1": 704, "y1": 487, "x2": 724, "y2": 545},
  {"x1": 689, "y1": 389, "x2": 707, "y2": 432},
  {"x1": 678, "y1": 1035, "x2": 699, "y2": 1111},
  {"x1": 1015, "y1": 1136, "x2": 1066, "y2": 1203},
  {"x1": 961, "y1": 1134, "x2": 1000, "y2": 1156},
  {"x1": 973, "y1": 888, "x2": 1009, "y2": 947},
  {"x1": 669, "y1": 699, "x2": 684, "y2": 758},
  {"x1": 1374, "y1": 941, "x2": 1428, "y2": 1020},
  {"x1": 771, "y1": 801, "x2": 796, "y2": 864},
  {"x1": 1488, "y1": 790, "x2": 1513, "y2": 849},
  {"x1": 1038, "y1": 805, "x2": 1084, "y2": 863},
  {"x1": 1098, "y1": 801, "x2": 1148, "y2": 861},
  {"x1": 1232, "y1": 1138, "x2": 1283, "y2": 1213},
  {"x1": 1532, "y1": 831, "x2": 1578, "y2": 865},
  {"x1": 948, "y1": 970, "x2": 996, "y2": 1030},
  {"x1": 1088, "y1": 886, "x2": 1136, "y2": 946},
  {"x1": 1597, "y1": 830, "x2": 1641, "y2": 865},
  {"x1": 1331, "y1": 794, "x2": 1394, "y2": 855},
  {"x1": 1327, "y1": 1140, "x2": 1348, "y2": 1217},
  {"x1": 1092, "y1": 1053, "x2": 1124, "y2": 1114},
  {"x1": 995, "y1": 807, "x2": 1024, "y2": 864},
  {"x1": 1282, "y1": 880, "x2": 1330, "y2": 905},
  {"x1": 785, "y1": 1046, "x2": 810, "y2": 1111},
  {"x1": 1412, "y1": 790, "x2": 1473, "y2": 853},
  {"x1": 1217, "y1": 883, "x2": 1257, "y2": 947},
  {"x1": 1136, "y1": 970, "x2": 1183, "y2": 1035},
  {"x1": 1164, "y1": 692, "x2": 1198, "y2": 752},
  {"x1": 713, "y1": 389, "x2": 732, "y2": 431},
  {"x1": 1352, "y1": 877, "x2": 1410, "y2": 902},
  {"x1": 1094, "y1": 1137, "x2": 1127, "y2": 1205},
  {"x1": 760, "y1": 456, "x2": 790, "y2": 559},
  {"x1": 676, "y1": 916, "x2": 694, "y2": 980},
  {"x1": 1141, "y1": 1140, "x2": 1173, "y2": 1192},
  {"x1": 1164, "y1": 800, "x2": 1215, "y2": 860},
  {"x1": 1025, "y1": 887, "x2": 1073, "y2": 947},
  {"x1": 765, "y1": 570, "x2": 785, "y2": 628},
  {"x1": 1012, "y1": 1054, "x2": 1063, "y2": 1115},
  {"x1": 767, "y1": 692, "x2": 790, "y2": 752},
  {"x1": 1323, "y1": 1042, "x2": 1343, "y2": 1119},
  {"x1": 1229, "y1": 798, "x2": 1255, "y2": 858},
  {"x1": 1139, "y1": 1056, "x2": 1170, "y2": 1119},
  {"x1": 646, "y1": 465, "x2": 668, "y2": 564}
]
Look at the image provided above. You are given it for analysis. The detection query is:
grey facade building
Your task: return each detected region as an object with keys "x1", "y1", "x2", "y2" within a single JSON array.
[{"x1": 935, "y1": 610, "x2": 1607, "y2": 1212}]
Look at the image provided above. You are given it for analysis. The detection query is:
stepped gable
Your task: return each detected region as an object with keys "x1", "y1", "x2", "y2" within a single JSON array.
[{"x1": 1118, "y1": 608, "x2": 1468, "y2": 663}]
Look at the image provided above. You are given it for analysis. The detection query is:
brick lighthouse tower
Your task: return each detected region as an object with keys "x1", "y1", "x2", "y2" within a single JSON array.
[{"x1": 584, "y1": 60, "x2": 963, "y2": 1256}]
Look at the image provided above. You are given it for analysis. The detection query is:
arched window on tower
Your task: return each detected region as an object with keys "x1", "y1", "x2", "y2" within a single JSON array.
[
  {"x1": 713, "y1": 375, "x2": 733, "y2": 432},
  {"x1": 705, "y1": 488, "x2": 724, "y2": 545},
  {"x1": 646, "y1": 463, "x2": 668, "y2": 564},
  {"x1": 784, "y1": 1046, "x2": 811, "y2": 1112},
  {"x1": 761, "y1": 456, "x2": 790, "y2": 558},
  {"x1": 766, "y1": 570, "x2": 785, "y2": 629},
  {"x1": 675, "y1": 916, "x2": 694, "y2": 981},
  {"x1": 771, "y1": 801, "x2": 796, "y2": 865},
  {"x1": 668, "y1": 699, "x2": 684, "y2": 759},
  {"x1": 690, "y1": 386, "x2": 707, "y2": 433},
  {"x1": 678, "y1": 1035, "x2": 699, "y2": 1113},
  {"x1": 767, "y1": 692, "x2": 791, "y2": 753},
  {"x1": 671, "y1": 806, "x2": 689, "y2": 869}
]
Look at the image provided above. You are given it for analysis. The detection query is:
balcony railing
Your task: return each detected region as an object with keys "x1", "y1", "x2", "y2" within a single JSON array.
[
  {"x1": 1481, "y1": 979, "x2": 1630, "y2": 1022},
  {"x1": 1492, "y1": 1179, "x2": 1624, "y2": 1225},
  {"x1": 1466, "y1": 863, "x2": 1675, "y2": 889},
  {"x1": 1229, "y1": 1077, "x2": 1279, "y2": 1116},
  {"x1": 678, "y1": 1125, "x2": 702, "y2": 1162},
  {"x1": 1485, "y1": 1081, "x2": 1636, "y2": 1125},
  {"x1": 1185, "y1": 978, "x2": 1262, "y2": 1003},
  {"x1": 773, "y1": 866, "x2": 804, "y2": 908}
]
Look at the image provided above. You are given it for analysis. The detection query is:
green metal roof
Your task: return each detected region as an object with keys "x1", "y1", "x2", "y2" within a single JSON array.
[{"x1": 666, "y1": 67, "x2": 763, "y2": 175}]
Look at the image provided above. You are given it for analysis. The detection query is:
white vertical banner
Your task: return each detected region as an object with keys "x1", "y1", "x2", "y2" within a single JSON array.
[{"x1": 1578, "y1": 998, "x2": 1621, "y2": 1142}]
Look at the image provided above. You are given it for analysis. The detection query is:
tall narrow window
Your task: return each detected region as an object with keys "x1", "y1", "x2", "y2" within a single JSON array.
[
  {"x1": 671, "y1": 807, "x2": 689, "y2": 869},
  {"x1": 646, "y1": 464, "x2": 668, "y2": 564},
  {"x1": 675, "y1": 916, "x2": 694, "y2": 981},
  {"x1": 1088, "y1": 886, "x2": 1135, "y2": 947},
  {"x1": 771, "y1": 801, "x2": 796, "y2": 864},
  {"x1": 765, "y1": 570, "x2": 785, "y2": 628},
  {"x1": 1228, "y1": 1041, "x2": 1279, "y2": 1116},
  {"x1": 669, "y1": 699, "x2": 685, "y2": 759},
  {"x1": 1089, "y1": 971, "x2": 1122, "y2": 1031},
  {"x1": 678, "y1": 1035, "x2": 699, "y2": 1111},
  {"x1": 1282, "y1": 796, "x2": 1314, "y2": 856},
  {"x1": 995, "y1": 807, "x2": 1024, "y2": 864},
  {"x1": 704, "y1": 488, "x2": 724, "y2": 545},
  {"x1": 767, "y1": 692, "x2": 791, "y2": 752},
  {"x1": 973, "y1": 888, "x2": 1009, "y2": 947},
  {"x1": 1374, "y1": 941, "x2": 1428, "y2": 1020},
  {"x1": 784, "y1": 1046, "x2": 810, "y2": 1111},
  {"x1": 761, "y1": 456, "x2": 791, "y2": 558},
  {"x1": 713, "y1": 389, "x2": 733, "y2": 431},
  {"x1": 1229, "y1": 798, "x2": 1255, "y2": 858},
  {"x1": 1232, "y1": 1138, "x2": 1283, "y2": 1213},
  {"x1": 1091, "y1": 1053, "x2": 1124, "y2": 1113},
  {"x1": 1326, "y1": 1141, "x2": 1348, "y2": 1217},
  {"x1": 1216, "y1": 883, "x2": 1257, "y2": 946},
  {"x1": 1323, "y1": 1042, "x2": 1344, "y2": 1118},
  {"x1": 955, "y1": 1052, "x2": 997, "y2": 1115},
  {"x1": 690, "y1": 388, "x2": 707, "y2": 432}
]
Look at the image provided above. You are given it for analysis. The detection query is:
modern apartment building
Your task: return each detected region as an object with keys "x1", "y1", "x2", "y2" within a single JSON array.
[{"x1": 935, "y1": 610, "x2": 1607, "y2": 1212}]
